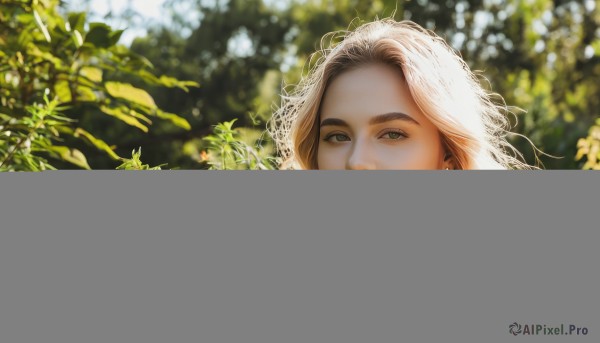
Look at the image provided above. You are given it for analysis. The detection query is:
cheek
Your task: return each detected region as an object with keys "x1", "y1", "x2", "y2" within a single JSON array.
[
  {"x1": 382, "y1": 139, "x2": 444, "y2": 169},
  {"x1": 317, "y1": 144, "x2": 350, "y2": 170},
  {"x1": 317, "y1": 146, "x2": 335, "y2": 169}
]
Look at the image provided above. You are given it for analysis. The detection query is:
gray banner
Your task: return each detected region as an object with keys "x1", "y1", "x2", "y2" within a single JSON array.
[{"x1": 0, "y1": 171, "x2": 598, "y2": 343}]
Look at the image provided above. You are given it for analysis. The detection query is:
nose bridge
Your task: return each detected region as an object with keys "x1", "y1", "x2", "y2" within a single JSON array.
[{"x1": 346, "y1": 136, "x2": 374, "y2": 170}]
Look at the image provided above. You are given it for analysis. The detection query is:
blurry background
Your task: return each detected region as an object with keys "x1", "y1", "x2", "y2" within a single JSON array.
[{"x1": 3, "y1": 0, "x2": 599, "y2": 169}]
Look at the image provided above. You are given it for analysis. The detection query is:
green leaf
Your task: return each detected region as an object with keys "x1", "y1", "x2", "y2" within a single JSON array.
[
  {"x1": 155, "y1": 109, "x2": 191, "y2": 130},
  {"x1": 111, "y1": 46, "x2": 154, "y2": 69},
  {"x1": 157, "y1": 75, "x2": 179, "y2": 87},
  {"x1": 54, "y1": 80, "x2": 72, "y2": 103},
  {"x1": 127, "y1": 108, "x2": 153, "y2": 125},
  {"x1": 80, "y1": 66, "x2": 102, "y2": 83},
  {"x1": 72, "y1": 29, "x2": 84, "y2": 47},
  {"x1": 85, "y1": 22, "x2": 113, "y2": 48},
  {"x1": 158, "y1": 75, "x2": 200, "y2": 91},
  {"x1": 68, "y1": 12, "x2": 86, "y2": 33},
  {"x1": 100, "y1": 106, "x2": 149, "y2": 132},
  {"x1": 48, "y1": 146, "x2": 91, "y2": 170},
  {"x1": 17, "y1": 28, "x2": 33, "y2": 50},
  {"x1": 33, "y1": 9, "x2": 51, "y2": 43},
  {"x1": 27, "y1": 44, "x2": 63, "y2": 67},
  {"x1": 138, "y1": 69, "x2": 161, "y2": 85},
  {"x1": 110, "y1": 29, "x2": 125, "y2": 46},
  {"x1": 74, "y1": 128, "x2": 121, "y2": 160},
  {"x1": 76, "y1": 85, "x2": 97, "y2": 101},
  {"x1": 105, "y1": 82, "x2": 156, "y2": 109}
]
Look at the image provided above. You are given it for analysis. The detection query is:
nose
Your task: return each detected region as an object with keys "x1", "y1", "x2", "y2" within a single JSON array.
[{"x1": 346, "y1": 141, "x2": 376, "y2": 170}]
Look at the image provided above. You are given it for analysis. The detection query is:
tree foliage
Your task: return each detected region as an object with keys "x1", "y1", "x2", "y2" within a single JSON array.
[
  {"x1": 0, "y1": 0, "x2": 196, "y2": 171},
  {"x1": 123, "y1": 0, "x2": 293, "y2": 169}
]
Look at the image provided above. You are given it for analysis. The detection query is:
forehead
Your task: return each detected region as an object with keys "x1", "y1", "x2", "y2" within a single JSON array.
[{"x1": 320, "y1": 63, "x2": 422, "y2": 123}]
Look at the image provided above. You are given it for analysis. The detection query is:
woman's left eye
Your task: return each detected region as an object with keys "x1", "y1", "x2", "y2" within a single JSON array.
[{"x1": 380, "y1": 131, "x2": 407, "y2": 140}]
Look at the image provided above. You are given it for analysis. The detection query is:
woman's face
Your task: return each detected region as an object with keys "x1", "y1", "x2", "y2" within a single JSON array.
[{"x1": 317, "y1": 63, "x2": 448, "y2": 170}]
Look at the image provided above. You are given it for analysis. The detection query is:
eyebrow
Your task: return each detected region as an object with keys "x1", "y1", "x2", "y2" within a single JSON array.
[{"x1": 320, "y1": 112, "x2": 421, "y2": 128}]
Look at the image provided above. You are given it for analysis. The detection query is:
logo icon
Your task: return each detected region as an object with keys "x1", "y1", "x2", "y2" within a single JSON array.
[{"x1": 509, "y1": 322, "x2": 522, "y2": 336}]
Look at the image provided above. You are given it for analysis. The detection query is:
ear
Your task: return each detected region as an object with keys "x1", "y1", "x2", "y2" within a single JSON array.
[{"x1": 443, "y1": 153, "x2": 455, "y2": 170}]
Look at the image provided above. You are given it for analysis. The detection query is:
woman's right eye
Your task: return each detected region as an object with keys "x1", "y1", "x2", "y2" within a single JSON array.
[{"x1": 324, "y1": 133, "x2": 350, "y2": 142}]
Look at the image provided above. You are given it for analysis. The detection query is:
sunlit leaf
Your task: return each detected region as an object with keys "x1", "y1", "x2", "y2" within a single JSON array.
[
  {"x1": 100, "y1": 106, "x2": 149, "y2": 132},
  {"x1": 155, "y1": 109, "x2": 191, "y2": 130},
  {"x1": 80, "y1": 66, "x2": 102, "y2": 83},
  {"x1": 27, "y1": 44, "x2": 63, "y2": 67},
  {"x1": 54, "y1": 80, "x2": 72, "y2": 103},
  {"x1": 105, "y1": 82, "x2": 156, "y2": 109},
  {"x1": 127, "y1": 108, "x2": 153, "y2": 125},
  {"x1": 76, "y1": 85, "x2": 97, "y2": 101},
  {"x1": 74, "y1": 128, "x2": 121, "y2": 160},
  {"x1": 48, "y1": 146, "x2": 91, "y2": 169},
  {"x1": 158, "y1": 75, "x2": 200, "y2": 91},
  {"x1": 33, "y1": 9, "x2": 51, "y2": 43}
]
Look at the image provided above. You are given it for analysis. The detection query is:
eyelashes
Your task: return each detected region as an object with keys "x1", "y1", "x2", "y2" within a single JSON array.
[
  {"x1": 323, "y1": 129, "x2": 408, "y2": 142},
  {"x1": 323, "y1": 133, "x2": 350, "y2": 142},
  {"x1": 379, "y1": 130, "x2": 408, "y2": 140}
]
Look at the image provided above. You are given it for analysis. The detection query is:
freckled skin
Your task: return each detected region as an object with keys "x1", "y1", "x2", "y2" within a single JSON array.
[{"x1": 317, "y1": 63, "x2": 448, "y2": 170}]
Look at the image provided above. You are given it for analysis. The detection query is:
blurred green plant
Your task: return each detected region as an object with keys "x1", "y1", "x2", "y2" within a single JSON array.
[
  {"x1": 200, "y1": 119, "x2": 277, "y2": 170},
  {"x1": 1, "y1": 93, "x2": 77, "y2": 171},
  {"x1": 0, "y1": 0, "x2": 197, "y2": 171},
  {"x1": 116, "y1": 147, "x2": 166, "y2": 170},
  {"x1": 576, "y1": 119, "x2": 600, "y2": 170}
]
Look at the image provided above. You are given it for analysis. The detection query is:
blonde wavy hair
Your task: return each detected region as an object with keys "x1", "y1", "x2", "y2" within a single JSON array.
[{"x1": 269, "y1": 19, "x2": 534, "y2": 170}]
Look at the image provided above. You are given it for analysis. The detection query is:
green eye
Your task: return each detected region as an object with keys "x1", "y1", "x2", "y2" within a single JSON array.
[
  {"x1": 381, "y1": 131, "x2": 406, "y2": 140},
  {"x1": 325, "y1": 134, "x2": 350, "y2": 142}
]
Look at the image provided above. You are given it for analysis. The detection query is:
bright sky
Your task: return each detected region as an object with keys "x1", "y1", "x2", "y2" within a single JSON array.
[
  {"x1": 87, "y1": 0, "x2": 165, "y2": 19},
  {"x1": 65, "y1": 0, "x2": 290, "y2": 45},
  {"x1": 65, "y1": 0, "x2": 171, "y2": 45}
]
